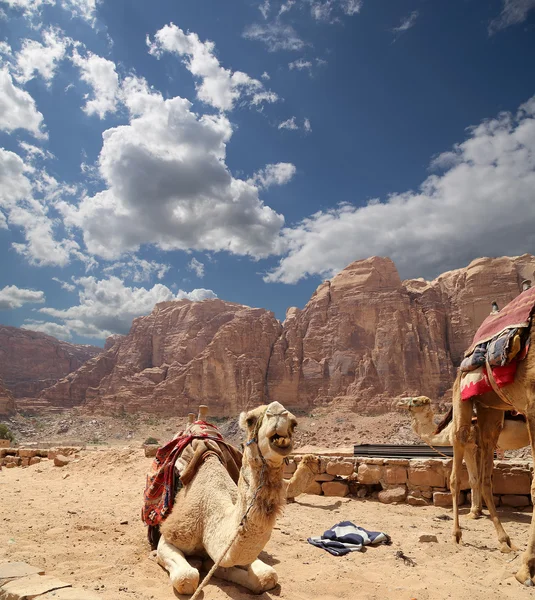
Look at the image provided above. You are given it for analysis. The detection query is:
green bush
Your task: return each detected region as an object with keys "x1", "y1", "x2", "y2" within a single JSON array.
[
  {"x1": 144, "y1": 437, "x2": 160, "y2": 446},
  {"x1": 0, "y1": 423, "x2": 15, "y2": 443}
]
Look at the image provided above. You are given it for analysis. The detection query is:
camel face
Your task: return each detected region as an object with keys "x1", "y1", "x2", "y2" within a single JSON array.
[
  {"x1": 397, "y1": 396, "x2": 431, "y2": 412},
  {"x1": 240, "y1": 401, "x2": 297, "y2": 463}
]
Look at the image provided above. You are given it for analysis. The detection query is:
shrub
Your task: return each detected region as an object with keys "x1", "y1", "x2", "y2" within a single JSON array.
[
  {"x1": 144, "y1": 437, "x2": 160, "y2": 446},
  {"x1": 0, "y1": 423, "x2": 15, "y2": 443}
]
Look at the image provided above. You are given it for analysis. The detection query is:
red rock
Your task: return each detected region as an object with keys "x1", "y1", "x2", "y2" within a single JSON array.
[
  {"x1": 54, "y1": 454, "x2": 70, "y2": 467},
  {"x1": 0, "y1": 325, "x2": 100, "y2": 400}
]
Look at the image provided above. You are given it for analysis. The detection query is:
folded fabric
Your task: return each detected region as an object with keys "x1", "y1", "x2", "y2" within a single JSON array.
[{"x1": 308, "y1": 521, "x2": 391, "y2": 556}]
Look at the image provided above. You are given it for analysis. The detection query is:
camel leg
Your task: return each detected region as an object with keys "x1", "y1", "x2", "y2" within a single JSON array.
[
  {"x1": 477, "y1": 406, "x2": 516, "y2": 553},
  {"x1": 464, "y1": 443, "x2": 483, "y2": 519},
  {"x1": 451, "y1": 385, "x2": 473, "y2": 545},
  {"x1": 212, "y1": 559, "x2": 278, "y2": 594},
  {"x1": 285, "y1": 454, "x2": 320, "y2": 499},
  {"x1": 156, "y1": 536, "x2": 200, "y2": 595},
  {"x1": 515, "y1": 410, "x2": 535, "y2": 586}
]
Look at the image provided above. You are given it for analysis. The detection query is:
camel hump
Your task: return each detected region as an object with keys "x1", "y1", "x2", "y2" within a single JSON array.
[{"x1": 434, "y1": 405, "x2": 453, "y2": 435}]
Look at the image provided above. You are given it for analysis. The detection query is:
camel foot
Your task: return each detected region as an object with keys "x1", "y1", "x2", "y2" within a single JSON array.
[
  {"x1": 466, "y1": 510, "x2": 482, "y2": 520},
  {"x1": 452, "y1": 530, "x2": 462, "y2": 545},
  {"x1": 213, "y1": 560, "x2": 278, "y2": 594},
  {"x1": 515, "y1": 566, "x2": 535, "y2": 586},
  {"x1": 499, "y1": 538, "x2": 518, "y2": 554},
  {"x1": 169, "y1": 569, "x2": 200, "y2": 595}
]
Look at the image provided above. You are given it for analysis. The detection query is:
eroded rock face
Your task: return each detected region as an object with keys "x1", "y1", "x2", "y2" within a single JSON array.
[
  {"x1": 0, "y1": 326, "x2": 101, "y2": 398},
  {"x1": 41, "y1": 300, "x2": 282, "y2": 416},
  {"x1": 0, "y1": 377, "x2": 15, "y2": 416},
  {"x1": 36, "y1": 254, "x2": 535, "y2": 416}
]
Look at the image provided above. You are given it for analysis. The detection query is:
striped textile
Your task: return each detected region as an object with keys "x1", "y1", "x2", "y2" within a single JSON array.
[{"x1": 308, "y1": 521, "x2": 391, "y2": 556}]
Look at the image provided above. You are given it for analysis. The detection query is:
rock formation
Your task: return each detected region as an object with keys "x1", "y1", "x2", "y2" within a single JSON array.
[
  {"x1": 0, "y1": 377, "x2": 15, "y2": 416},
  {"x1": 0, "y1": 325, "x2": 101, "y2": 399},
  {"x1": 34, "y1": 254, "x2": 535, "y2": 416}
]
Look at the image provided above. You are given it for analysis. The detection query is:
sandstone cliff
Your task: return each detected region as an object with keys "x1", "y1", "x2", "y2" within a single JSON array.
[
  {"x1": 0, "y1": 377, "x2": 15, "y2": 416},
  {"x1": 0, "y1": 325, "x2": 101, "y2": 398},
  {"x1": 37, "y1": 254, "x2": 535, "y2": 416}
]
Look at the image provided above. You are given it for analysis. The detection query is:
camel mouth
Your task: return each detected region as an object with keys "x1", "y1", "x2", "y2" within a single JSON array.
[{"x1": 269, "y1": 433, "x2": 293, "y2": 455}]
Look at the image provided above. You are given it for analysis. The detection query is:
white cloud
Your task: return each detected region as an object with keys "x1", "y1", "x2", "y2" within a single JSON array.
[
  {"x1": 71, "y1": 50, "x2": 119, "y2": 118},
  {"x1": 102, "y1": 256, "x2": 170, "y2": 282},
  {"x1": 489, "y1": 0, "x2": 535, "y2": 33},
  {"x1": 39, "y1": 276, "x2": 217, "y2": 338},
  {"x1": 15, "y1": 27, "x2": 71, "y2": 85},
  {"x1": 278, "y1": 0, "x2": 295, "y2": 16},
  {"x1": 52, "y1": 277, "x2": 76, "y2": 292},
  {"x1": 304, "y1": 117, "x2": 312, "y2": 133},
  {"x1": 278, "y1": 116, "x2": 298, "y2": 130},
  {"x1": 288, "y1": 58, "x2": 312, "y2": 71},
  {"x1": 18, "y1": 141, "x2": 54, "y2": 161},
  {"x1": 0, "y1": 69, "x2": 46, "y2": 138},
  {"x1": 306, "y1": 0, "x2": 362, "y2": 21},
  {"x1": 147, "y1": 23, "x2": 278, "y2": 112},
  {"x1": 0, "y1": 0, "x2": 99, "y2": 25},
  {"x1": 61, "y1": 0, "x2": 99, "y2": 25},
  {"x1": 392, "y1": 10, "x2": 419, "y2": 37},
  {"x1": 0, "y1": 147, "x2": 33, "y2": 212},
  {"x1": 266, "y1": 94, "x2": 535, "y2": 284},
  {"x1": 0, "y1": 285, "x2": 45, "y2": 310},
  {"x1": 259, "y1": 0, "x2": 270, "y2": 18},
  {"x1": 187, "y1": 257, "x2": 205, "y2": 278},
  {"x1": 261, "y1": 71, "x2": 270, "y2": 80},
  {"x1": 0, "y1": 0, "x2": 54, "y2": 21},
  {"x1": 60, "y1": 75, "x2": 284, "y2": 261},
  {"x1": 22, "y1": 319, "x2": 73, "y2": 340},
  {"x1": 249, "y1": 162, "x2": 296, "y2": 189},
  {"x1": 243, "y1": 21, "x2": 305, "y2": 52}
]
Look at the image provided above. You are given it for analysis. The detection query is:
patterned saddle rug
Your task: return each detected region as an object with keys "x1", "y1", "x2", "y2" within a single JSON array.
[
  {"x1": 141, "y1": 420, "x2": 242, "y2": 545},
  {"x1": 460, "y1": 287, "x2": 535, "y2": 401}
]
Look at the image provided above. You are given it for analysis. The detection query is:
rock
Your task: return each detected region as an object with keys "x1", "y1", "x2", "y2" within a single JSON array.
[
  {"x1": 408, "y1": 463, "x2": 445, "y2": 488},
  {"x1": 501, "y1": 495, "x2": 531, "y2": 507},
  {"x1": 29, "y1": 457, "x2": 41, "y2": 466},
  {"x1": 0, "y1": 574, "x2": 70, "y2": 598},
  {"x1": 304, "y1": 481, "x2": 322, "y2": 495},
  {"x1": 378, "y1": 486, "x2": 407, "y2": 504},
  {"x1": 322, "y1": 481, "x2": 349, "y2": 497},
  {"x1": 54, "y1": 455, "x2": 70, "y2": 467},
  {"x1": 314, "y1": 473, "x2": 335, "y2": 482},
  {"x1": 493, "y1": 468, "x2": 531, "y2": 495},
  {"x1": 419, "y1": 533, "x2": 438, "y2": 543},
  {"x1": 433, "y1": 491, "x2": 466, "y2": 507},
  {"x1": 384, "y1": 466, "x2": 407, "y2": 485},
  {"x1": 38, "y1": 588, "x2": 102, "y2": 599},
  {"x1": 18, "y1": 450, "x2": 37, "y2": 459},
  {"x1": 0, "y1": 562, "x2": 44, "y2": 582},
  {"x1": 325, "y1": 461, "x2": 354, "y2": 477},
  {"x1": 0, "y1": 324, "x2": 100, "y2": 401},
  {"x1": 407, "y1": 494, "x2": 429, "y2": 506},
  {"x1": 143, "y1": 445, "x2": 158, "y2": 458},
  {"x1": 357, "y1": 464, "x2": 383, "y2": 485}
]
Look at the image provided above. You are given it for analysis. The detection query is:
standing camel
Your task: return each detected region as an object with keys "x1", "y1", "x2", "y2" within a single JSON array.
[
  {"x1": 154, "y1": 401, "x2": 320, "y2": 595},
  {"x1": 450, "y1": 288, "x2": 535, "y2": 586},
  {"x1": 398, "y1": 396, "x2": 529, "y2": 518}
]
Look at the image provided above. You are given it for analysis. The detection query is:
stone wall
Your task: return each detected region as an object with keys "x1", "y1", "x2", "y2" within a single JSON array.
[
  {"x1": 286, "y1": 454, "x2": 534, "y2": 508},
  {"x1": 0, "y1": 447, "x2": 80, "y2": 468}
]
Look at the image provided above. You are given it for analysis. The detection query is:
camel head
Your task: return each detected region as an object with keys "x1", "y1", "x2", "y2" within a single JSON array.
[
  {"x1": 397, "y1": 396, "x2": 432, "y2": 413},
  {"x1": 239, "y1": 401, "x2": 297, "y2": 465}
]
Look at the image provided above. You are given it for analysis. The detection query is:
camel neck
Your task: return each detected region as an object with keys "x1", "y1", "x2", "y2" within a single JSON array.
[{"x1": 411, "y1": 408, "x2": 452, "y2": 446}]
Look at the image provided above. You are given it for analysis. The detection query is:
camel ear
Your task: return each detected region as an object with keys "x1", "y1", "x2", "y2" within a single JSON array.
[{"x1": 239, "y1": 411, "x2": 255, "y2": 431}]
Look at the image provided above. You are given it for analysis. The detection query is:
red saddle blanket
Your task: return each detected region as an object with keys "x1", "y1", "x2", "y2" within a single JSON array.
[{"x1": 466, "y1": 286, "x2": 535, "y2": 356}]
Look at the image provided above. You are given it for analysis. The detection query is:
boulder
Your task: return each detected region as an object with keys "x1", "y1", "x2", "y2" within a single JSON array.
[
  {"x1": 378, "y1": 486, "x2": 407, "y2": 504},
  {"x1": 492, "y1": 468, "x2": 531, "y2": 495},
  {"x1": 384, "y1": 466, "x2": 407, "y2": 485},
  {"x1": 54, "y1": 455, "x2": 70, "y2": 467},
  {"x1": 326, "y1": 461, "x2": 354, "y2": 477},
  {"x1": 501, "y1": 495, "x2": 531, "y2": 507},
  {"x1": 322, "y1": 481, "x2": 349, "y2": 497},
  {"x1": 357, "y1": 464, "x2": 383, "y2": 485},
  {"x1": 407, "y1": 494, "x2": 429, "y2": 506},
  {"x1": 419, "y1": 533, "x2": 438, "y2": 543}
]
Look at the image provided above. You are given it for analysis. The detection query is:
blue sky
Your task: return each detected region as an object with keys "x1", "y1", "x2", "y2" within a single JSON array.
[{"x1": 0, "y1": 0, "x2": 534, "y2": 345}]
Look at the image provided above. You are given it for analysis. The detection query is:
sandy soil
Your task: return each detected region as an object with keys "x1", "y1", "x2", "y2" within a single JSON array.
[{"x1": 2, "y1": 448, "x2": 535, "y2": 600}]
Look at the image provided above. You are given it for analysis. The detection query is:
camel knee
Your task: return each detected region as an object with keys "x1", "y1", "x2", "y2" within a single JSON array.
[{"x1": 169, "y1": 567, "x2": 200, "y2": 595}]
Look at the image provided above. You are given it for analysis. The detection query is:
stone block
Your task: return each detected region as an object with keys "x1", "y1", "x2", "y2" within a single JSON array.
[
  {"x1": 143, "y1": 445, "x2": 158, "y2": 458},
  {"x1": 501, "y1": 495, "x2": 531, "y2": 507},
  {"x1": 384, "y1": 458, "x2": 409, "y2": 467},
  {"x1": 54, "y1": 455, "x2": 70, "y2": 467},
  {"x1": 17, "y1": 449, "x2": 37, "y2": 459},
  {"x1": 47, "y1": 450, "x2": 57, "y2": 460},
  {"x1": 493, "y1": 469, "x2": 531, "y2": 495},
  {"x1": 305, "y1": 481, "x2": 322, "y2": 495},
  {"x1": 433, "y1": 492, "x2": 452, "y2": 507},
  {"x1": 0, "y1": 440, "x2": 10, "y2": 448},
  {"x1": 29, "y1": 457, "x2": 41, "y2": 466},
  {"x1": 38, "y1": 588, "x2": 102, "y2": 599},
  {"x1": 20, "y1": 459, "x2": 29, "y2": 468},
  {"x1": 322, "y1": 481, "x2": 349, "y2": 497},
  {"x1": 0, "y1": 562, "x2": 44, "y2": 583},
  {"x1": 384, "y1": 466, "x2": 407, "y2": 485},
  {"x1": 6, "y1": 462, "x2": 16, "y2": 469},
  {"x1": 419, "y1": 533, "x2": 438, "y2": 543},
  {"x1": 356, "y1": 458, "x2": 384, "y2": 465},
  {"x1": 0, "y1": 574, "x2": 70, "y2": 599},
  {"x1": 407, "y1": 494, "x2": 429, "y2": 506},
  {"x1": 326, "y1": 461, "x2": 354, "y2": 477},
  {"x1": 408, "y1": 464, "x2": 445, "y2": 488},
  {"x1": 357, "y1": 463, "x2": 383, "y2": 485},
  {"x1": 378, "y1": 486, "x2": 406, "y2": 504},
  {"x1": 314, "y1": 473, "x2": 335, "y2": 482}
]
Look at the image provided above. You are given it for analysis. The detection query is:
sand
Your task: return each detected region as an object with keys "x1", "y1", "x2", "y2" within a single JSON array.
[{"x1": 1, "y1": 448, "x2": 535, "y2": 600}]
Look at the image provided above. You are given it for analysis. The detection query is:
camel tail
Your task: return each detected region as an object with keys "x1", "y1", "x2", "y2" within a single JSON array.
[{"x1": 434, "y1": 405, "x2": 453, "y2": 435}]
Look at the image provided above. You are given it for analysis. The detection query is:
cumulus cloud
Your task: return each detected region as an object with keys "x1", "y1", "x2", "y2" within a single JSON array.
[
  {"x1": 392, "y1": 10, "x2": 419, "y2": 38},
  {"x1": 0, "y1": 285, "x2": 45, "y2": 310},
  {"x1": 1, "y1": 0, "x2": 99, "y2": 25},
  {"x1": 249, "y1": 162, "x2": 296, "y2": 189},
  {"x1": 243, "y1": 21, "x2": 305, "y2": 52},
  {"x1": 0, "y1": 0, "x2": 54, "y2": 20},
  {"x1": 187, "y1": 257, "x2": 205, "y2": 278},
  {"x1": 71, "y1": 50, "x2": 120, "y2": 118},
  {"x1": 60, "y1": 75, "x2": 284, "y2": 261},
  {"x1": 0, "y1": 69, "x2": 46, "y2": 138},
  {"x1": 278, "y1": 116, "x2": 298, "y2": 130},
  {"x1": 489, "y1": 0, "x2": 535, "y2": 34},
  {"x1": 15, "y1": 27, "x2": 71, "y2": 85},
  {"x1": 102, "y1": 256, "x2": 170, "y2": 282},
  {"x1": 266, "y1": 95, "x2": 535, "y2": 284},
  {"x1": 52, "y1": 277, "x2": 76, "y2": 292},
  {"x1": 147, "y1": 23, "x2": 278, "y2": 111},
  {"x1": 61, "y1": 0, "x2": 99, "y2": 25},
  {"x1": 39, "y1": 276, "x2": 217, "y2": 338},
  {"x1": 22, "y1": 319, "x2": 73, "y2": 340}
]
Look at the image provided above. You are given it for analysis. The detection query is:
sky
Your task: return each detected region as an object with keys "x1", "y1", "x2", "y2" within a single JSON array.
[{"x1": 0, "y1": 0, "x2": 534, "y2": 346}]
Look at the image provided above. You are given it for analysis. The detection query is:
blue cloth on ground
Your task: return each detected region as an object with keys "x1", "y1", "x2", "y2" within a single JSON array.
[{"x1": 307, "y1": 521, "x2": 391, "y2": 556}]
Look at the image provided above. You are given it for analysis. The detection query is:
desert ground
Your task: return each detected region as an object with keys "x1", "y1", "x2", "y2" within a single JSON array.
[{"x1": 2, "y1": 444, "x2": 535, "y2": 600}]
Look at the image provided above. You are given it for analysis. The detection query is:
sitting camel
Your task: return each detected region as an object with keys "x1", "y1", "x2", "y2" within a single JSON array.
[
  {"x1": 398, "y1": 396, "x2": 529, "y2": 518},
  {"x1": 450, "y1": 331, "x2": 535, "y2": 586},
  {"x1": 156, "y1": 401, "x2": 320, "y2": 595}
]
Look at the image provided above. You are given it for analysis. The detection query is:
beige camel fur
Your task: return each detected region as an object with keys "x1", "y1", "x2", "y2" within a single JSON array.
[
  {"x1": 450, "y1": 330, "x2": 535, "y2": 586},
  {"x1": 157, "y1": 401, "x2": 320, "y2": 595},
  {"x1": 398, "y1": 396, "x2": 529, "y2": 518}
]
